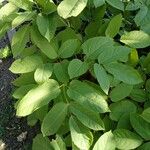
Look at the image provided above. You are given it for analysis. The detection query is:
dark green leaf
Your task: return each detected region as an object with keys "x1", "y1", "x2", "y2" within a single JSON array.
[
  {"x1": 130, "y1": 113, "x2": 150, "y2": 140},
  {"x1": 53, "y1": 60, "x2": 69, "y2": 83},
  {"x1": 32, "y1": 134, "x2": 53, "y2": 150},
  {"x1": 110, "y1": 100, "x2": 137, "y2": 121},
  {"x1": 94, "y1": 63, "x2": 110, "y2": 95},
  {"x1": 36, "y1": 13, "x2": 56, "y2": 42},
  {"x1": 41, "y1": 102, "x2": 68, "y2": 136},
  {"x1": 58, "y1": 39, "x2": 81, "y2": 58},
  {"x1": 31, "y1": 27, "x2": 57, "y2": 59},
  {"x1": 105, "y1": 14, "x2": 122, "y2": 38}
]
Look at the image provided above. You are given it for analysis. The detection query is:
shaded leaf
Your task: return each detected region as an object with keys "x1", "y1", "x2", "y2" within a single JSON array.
[
  {"x1": 36, "y1": 13, "x2": 56, "y2": 42},
  {"x1": 68, "y1": 59, "x2": 88, "y2": 79},
  {"x1": 105, "y1": 14, "x2": 122, "y2": 38},
  {"x1": 94, "y1": 63, "x2": 110, "y2": 95},
  {"x1": 31, "y1": 27, "x2": 57, "y2": 59},
  {"x1": 32, "y1": 134, "x2": 53, "y2": 150},
  {"x1": 11, "y1": 25, "x2": 30, "y2": 57},
  {"x1": 53, "y1": 60, "x2": 69, "y2": 83},
  {"x1": 58, "y1": 39, "x2": 81, "y2": 58},
  {"x1": 110, "y1": 100, "x2": 137, "y2": 121},
  {"x1": 42, "y1": 102, "x2": 68, "y2": 136},
  {"x1": 130, "y1": 113, "x2": 150, "y2": 140}
]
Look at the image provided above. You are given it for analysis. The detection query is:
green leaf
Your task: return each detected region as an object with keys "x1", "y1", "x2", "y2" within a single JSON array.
[
  {"x1": 0, "y1": 23, "x2": 10, "y2": 38},
  {"x1": 120, "y1": 31, "x2": 150, "y2": 48},
  {"x1": 82, "y1": 36, "x2": 114, "y2": 59},
  {"x1": 9, "y1": 55, "x2": 43, "y2": 74},
  {"x1": 134, "y1": 5, "x2": 149, "y2": 26},
  {"x1": 67, "y1": 80, "x2": 109, "y2": 113},
  {"x1": 104, "y1": 62, "x2": 143, "y2": 85},
  {"x1": 58, "y1": 39, "x2": 81, "y2": 58},
  {"x1": 129, "y1": 49, "x2": 139, "y2": 67},
  {"x1": 93, "y1": 0, "x2": 105, "y2": 8},
  {"x1": 34, "y1": 105, "x2": 49, "y2": 122},
  {"x1": 12, "y1": 72, "x2": 35, "y2": 87},
  {"x1": 16, "y1": 79, "x2": 61, "y2": 116},
  {"x1": 34, "y1": 0, "x2": 56, "y2": 14},
  {"x1": 27, "y1": 114, "x2": 38, "y2": 126},
  {"x1": 9, "y1": 0, "x2": 33, "y2": 10},
  {"x1": 106, "y1": 0, "x2": 124, "y2": 11},
  {"x1": 11, "y1": 25, "x2": 30, "y2": 57},
  {"x1": 110, "y1": 83, "x2": 133, "y2": 102},
  {"x1": 70, "y1": 102, "x2": 105, "y2": 130},
  {"x1": 113, "y1": 129, "x2": 143, "y2": 150},
  {"x1": 93, "y1": 131, "x2": 116, "y2": 150},
  {"x1": 57, "y1": 0, "x2": 88, "y2": 19},
  {"x1": 56, "y1": 28, "x2": 80, "y2": 43},
  {"x1": 68, "y1": 59, "x2": 88, "y2": 79},
  {"x1": 36, "y1": 13, "x2": 56, "y2": 42},
  {"x1": 69, "y1": 116, "x2": 93, "y2": 150},
  {"x1": 110, "y1": 100, "x2": 137, "y2": 121},
  {"x1": 13, "y1": 84, "x2": 36, "y2": 99},
  {"x1": 19, "y1": 46, "x2": 37, "y2": 58},
  {"x1": 31, "y1": 27, "x2": 57, "y2": 59},
  {"x1": 53, "y1": 60, "x2": 69, "y2": 83},
  {"x1": 94, "y1": 63, "x2": 110, "y2": 95},
  {"x1": 34, "y1": 63, "x2": 53, "y2": 84},
  {"x1": 130, "y1": 113, "x2": 150, "y2": 140},
  {"x1": 41, "y1": 102, "x2": 68, "y2": 136},
  {"x1": 0, "y1": 3, "x2": 18, "y2": 20},
  {"x1": 137, "y1": 142, "x2": 150, "y2": 150},
  {"x1": 12, "y1": 11, "x2": 35, "y2": 28},
  {"x1": 105, "y1": 14, "x2": 122, "y2": 38},
  {"x1": 32, "y1": 134, "x2": 53, "y2": 150},
  {"x1": 51, "y1": 135, "x2": 67, "y2": 150},
  {"x1": 141, "y1": 107, "x2": 150, "y2": 123},
  {"x1": 85, "y1": 21, "x2": 102, "y2": 38},
  {"x1": 130, "y1": 88, "x2": 147, "y2": 102},
  {"x1": 84, "y1": 80, "x2": 108, "y2": 99},
  {"x1": 98, "y1": 46, "x2": 131, "y2": 64},
  {"x1": 117, "y1": 114, "x2": 131, "y2": 130}
]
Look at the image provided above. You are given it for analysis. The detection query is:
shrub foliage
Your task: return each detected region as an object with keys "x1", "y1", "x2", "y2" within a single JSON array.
[{"x1": 0, "y1": 0, "x2": 150, "y2": 149}]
